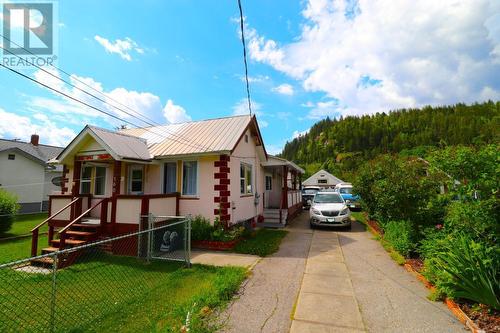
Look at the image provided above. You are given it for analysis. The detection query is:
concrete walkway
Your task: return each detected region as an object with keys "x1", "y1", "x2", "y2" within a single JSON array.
[
  {"x1": 220, "y1": 215, "x2": 313, "y2": 333},
  {"x1": 291, "y1": 230, "x2": 365, "y2": 332},
  {"x1": 191, "y1": 250, "x2": 260, "y2": 268},
  {"x1": 339, "y1": 221, "x2": 465, "y2": 332},
  {"x1": 217, "y1": 212, "x2": 465, "y2": 332}
]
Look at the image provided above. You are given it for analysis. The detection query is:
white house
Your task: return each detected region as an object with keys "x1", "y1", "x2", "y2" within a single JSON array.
[
  {"x1": 0, "y1": 135, "x2": 63, "y2": 213},
  {"x1": 302, "y1": 169, "x2": 344, "y2": 189}
]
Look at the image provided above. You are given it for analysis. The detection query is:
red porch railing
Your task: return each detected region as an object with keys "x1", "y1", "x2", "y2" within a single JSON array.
[
  {"x1": 30, "y1": 197, "x2": 81, "y2": 257},
  {"x1": 58, "y1": 199, "x2": 106, "y2": 249}
]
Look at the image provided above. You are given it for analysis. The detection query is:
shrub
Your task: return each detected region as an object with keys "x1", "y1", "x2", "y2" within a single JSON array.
[
  {"x1": 190, "y1": 215, "x2": 213, "y2": 241},
  {"x1": 190, "y1": 216, "x2": 244, "y2": 242},
  {"x1": 0, "y1": 190, "x2": 19, "y2": 234},
  {"x1": 383, "y1": 220, "x2": 417, "y2": 257},
  {"x1": 423, "y1": 232, "x2": 500, "y2": 309}
]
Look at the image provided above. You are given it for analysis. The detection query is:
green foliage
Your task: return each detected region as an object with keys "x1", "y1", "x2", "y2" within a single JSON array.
[
  {"x1": 233, "y1": 229, "x2": 288, "y2": 257},
  {"x1": 353, "y1": 155, "x2": 440, "y2": 226},
  {"x1": 383, "y1": 220, "x2": 417, "y2": 257},
  {"x1": 428, "y1": 233, "x2": 500, "y2": 309},
  {"x1": 281, "y1": 101, "x2": 500, "y2": 165},
  {"x1": 190, "y1": 215, "x2": 244, "y2": 242},
  {"x1": 0, "y1": 190, "x2": 19, "y2": 234}
]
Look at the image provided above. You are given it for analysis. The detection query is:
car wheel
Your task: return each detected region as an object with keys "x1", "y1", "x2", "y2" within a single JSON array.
[{"x1": 309, "y1": 221, "x2": 315, "y2": 229}]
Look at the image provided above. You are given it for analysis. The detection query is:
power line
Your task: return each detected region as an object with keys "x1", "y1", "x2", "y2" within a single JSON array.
[
  {"x1": 237, "y1": 0, "x2": 253, "y2": 116},
  {"x1": 0, "y1": 34, "x2": 159, "y2": 127},
  {"x1": 0, "y1": 35, "x2": 214, "y2": 152},
  {"x1": 0, "y1": 63, "x2": 214, "y2": 152}
]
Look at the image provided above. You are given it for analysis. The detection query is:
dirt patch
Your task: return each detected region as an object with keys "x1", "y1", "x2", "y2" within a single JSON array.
[
  {"x1": 459, "y1": 302, "x2": 500, "y2": 333},
  {"x1": 405, "y1": 258, "x2": 424, "y2": 273},
  {"x1": 367, "y1": 220, "x2": 383, "y2": 236}
]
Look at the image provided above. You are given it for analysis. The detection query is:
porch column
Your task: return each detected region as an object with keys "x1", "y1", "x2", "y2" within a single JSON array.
[
  {"x1": 282, "y1": 165, "x2": 288, "y2": 209},
  {"x1": 110, "y1": 161, "x2": 122, "y2": 230},
  {"x1": 71, "y1": 158, "x2": 82, "y2": 219}
]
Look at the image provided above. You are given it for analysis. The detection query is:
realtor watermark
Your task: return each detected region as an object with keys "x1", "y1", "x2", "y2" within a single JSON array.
[{"x1": 1, "y1": 0, "x2": 58, "y2": 67}]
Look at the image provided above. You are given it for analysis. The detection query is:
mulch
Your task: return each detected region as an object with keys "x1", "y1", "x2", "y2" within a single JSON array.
[
  {"x1": 405, "y1": 258, "x2": 424, "y2": 273},
  {"x1": 367, "y1": 219, "x2": 384, "y2": 236},
  {"x1": 459, "y1": 303, "x2": 500, "y2": 333}
]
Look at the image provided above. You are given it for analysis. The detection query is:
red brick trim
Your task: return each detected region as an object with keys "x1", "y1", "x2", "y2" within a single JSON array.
[
  {"x1": 214, "y1": 154, "x2": 231, "y2": 227},
  {"x1": 214, "y1": 184, "x2": 228, "y2": 191}
]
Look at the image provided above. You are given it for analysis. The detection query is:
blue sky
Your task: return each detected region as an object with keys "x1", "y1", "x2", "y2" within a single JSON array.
[{"x1": 0, "y1": 0, "x2": 499, "y2": 153}]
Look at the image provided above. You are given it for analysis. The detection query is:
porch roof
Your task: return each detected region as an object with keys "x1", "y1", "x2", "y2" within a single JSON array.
[
  {"x1": 55, "y1": 125, "x2": 152, "y2": 163},
  {"x1": 261, "y1": 155, "x2": 304, "y2": 174}
]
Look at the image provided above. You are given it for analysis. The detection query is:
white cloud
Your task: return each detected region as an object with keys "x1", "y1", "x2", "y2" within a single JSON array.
[
  {"x1": 94, "y1": 35, "x2": 144, "y2": 61},
  {"x1": 272, "y1": 83, "x2": 294, "y2": 95},
  {"x1": 306, "y1": 100, "x2": 342, "y2": 119},
  {"x1": 240, "y1": 74, "x2": 270, "y2": 83},
  {"x1": 259, "y1": 119, "x2": 269, "y2": 128},
  {"x1": 245, "y1": 0, "x2": 500, "y2": 116},
  {"x1": 163, "y1": 99, "x2": 191, "y2": 124},
  {"x1": 0, "y1": 108, "x2": 76, "y2": 146},
  {"x1": 27, "y1": 68, "x2": 189, "y2": 130},
  {"x1": 232, "y1": 98, "x2": 263, "y2": 116},
  {"x1": 292, "y1": 128, "x2": 310, "y2": 139}
]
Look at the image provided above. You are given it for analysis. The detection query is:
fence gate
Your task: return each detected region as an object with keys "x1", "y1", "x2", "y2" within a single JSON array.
[{"x1": 138, "y1": 214, "x2": 191, "y2": 267}]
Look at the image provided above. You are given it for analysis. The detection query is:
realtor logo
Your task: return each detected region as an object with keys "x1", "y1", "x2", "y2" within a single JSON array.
[
  {"x1": 1, "y1": 1, "x2": 58, "y2": 66},
  {"x1": 3, "y1": 2, "x2": 53, "y2": 54}
]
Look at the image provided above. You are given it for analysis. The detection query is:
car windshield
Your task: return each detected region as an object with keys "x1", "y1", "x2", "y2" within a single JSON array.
[
  {"x1": 313, "y1": 193, "x2": 344, "y2": 203},
  {"x1": 303, "y1": 189, "x2": 319, "y2": 194},
  {"x1": 339, "y1": 187, "x2": 353, "y2": 194}
]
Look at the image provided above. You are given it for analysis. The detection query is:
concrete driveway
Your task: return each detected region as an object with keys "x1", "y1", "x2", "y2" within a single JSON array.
[{"x1": 219, "y1": 212, "x2": 465, "y2": 333}]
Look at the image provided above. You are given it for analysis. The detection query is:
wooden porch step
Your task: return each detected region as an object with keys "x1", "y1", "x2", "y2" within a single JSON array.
[
  {"x1": 51, "y1": 239, "x2": 86, "y2": 247},
  {"x1": 41, "y1": 246, "x2": 59, "y2": 254},
  {"x1": 66, "y1": 230, "x2": 96, "y2": 239},
  {"x1": 30, "y1": 257, "x2": 54, "y2": 267},
  {"x1": 71, "y1": 223, "x2": 100, "y2": 230}
]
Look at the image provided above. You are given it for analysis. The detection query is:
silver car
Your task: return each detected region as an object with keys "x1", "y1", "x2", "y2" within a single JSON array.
[{"x1": 309, "y1": 191, "x2": 351, "y2": 229}]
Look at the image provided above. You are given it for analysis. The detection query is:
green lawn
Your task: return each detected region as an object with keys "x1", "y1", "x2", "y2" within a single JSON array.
[
  {"x1": 0, "y1": 254, "x2": 246, "y2": 332},
  {"x1": 0, "y1": 234, "x2": 48, "y2": 264},
  {"x1": 0, "y1": 213, "x2": 48, "y2": 239},
  {"x1": 350, "y1": 211, "x2": 367, "y2": 224},
  {"x1": 233, "y1": 229, "x2": 288, "y2": 257}
]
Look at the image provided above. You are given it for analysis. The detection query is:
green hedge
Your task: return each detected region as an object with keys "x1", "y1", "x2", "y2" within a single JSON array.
[{"x1": 0, "y1": 190, "x2": 19, "y2": 234}]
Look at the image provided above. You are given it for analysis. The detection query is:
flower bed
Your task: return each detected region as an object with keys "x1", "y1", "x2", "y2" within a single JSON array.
[{"x1": 192, "y1": 239, "x2": 240, "y2": 251}]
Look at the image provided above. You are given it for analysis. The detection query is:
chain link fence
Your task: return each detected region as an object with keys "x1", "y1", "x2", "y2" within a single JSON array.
[{"x1": 0, "y1": 215, "x2": 191, "y2": 332}]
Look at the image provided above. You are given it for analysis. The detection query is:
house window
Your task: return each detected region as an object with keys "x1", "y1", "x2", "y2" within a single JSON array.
[
  {"x1": 129, "y1": 165, "x2": 143, "y2": 194},
  {"x1": 80, "y1": 166, "x2": 92, "y2": 194},
  {"x1": 317, "y1": 179, "x2": 327, "y2": 184},
  {"x1": 265, "y1": 175, "x2": 272, "y2": 191},
  {"x1": 7, "y1": 154, "x2": 15, "y2": 160},
  {"x1": 80, "y1": 165, "x2": 107, "y2": 196},
  {"x1": 163, "y1": 162, "x2": 177, "y2": 193},
  {"x1": 240, "y1": 163, "x2": 253, "y2": 195},
  {"x1": 182, "y1": 161, "x2": 198, "y2": 196},
  {"x1": 94, "y1": 167, "x2": 106, "y2": 195}
]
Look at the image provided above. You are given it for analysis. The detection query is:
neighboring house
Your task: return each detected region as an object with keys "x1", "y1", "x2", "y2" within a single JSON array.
[
  {"x1": 39, "y1": 115, "x2": 303, "y2": 256},
  {"x1": 302, "y1": 169, "x2": 344, "y2": 189},
  {"x1": 0, "y1": 135, "x2": 63, "y2": 213}
]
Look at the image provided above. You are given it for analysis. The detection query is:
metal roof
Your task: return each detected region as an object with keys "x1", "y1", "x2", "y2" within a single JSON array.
[
  {"x1": 121, "y1": 115, "x2": 254, "y2": 157},
  {"x1": 87, "y1": 126, "x2": 152, "y2": 161},
  {"x1": 261, "y1": 155, "x2": 305, "y2": 174},
  {"x1": 0, "y1": 138, "x2": 63, "y2": 165}
]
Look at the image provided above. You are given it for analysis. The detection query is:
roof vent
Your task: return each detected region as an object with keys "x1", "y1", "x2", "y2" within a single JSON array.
[{"x1": 30, "y1": 134, "x2": 39, "y2": 146}]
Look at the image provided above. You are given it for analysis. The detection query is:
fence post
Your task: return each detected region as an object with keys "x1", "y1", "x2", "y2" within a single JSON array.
[
  {"x1": 147, "y1": 213, "x2": 153, "y2": 262},
  {"x1": 186, "y1": 216, "x2": 192, "y2": 268},
  {"x1": 49, "y1": 252, "x2": 58, "y2": 333}
]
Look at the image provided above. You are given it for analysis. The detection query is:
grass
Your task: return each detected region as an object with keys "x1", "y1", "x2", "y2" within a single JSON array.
[
  {"x1": 350, "y1": 211, "x2": 367, "y2": 224},
  {"x1": 0, "y1": 234, "x2": 48, "y2": 264},
  {"x1": 0, "y1": 213, "x2": 48, "y2": 239},
  {"x1": 0, "y1": 254, "x2": 246, "y2": 332},
  {"x1": 233, "y1": 229, "x2": 288, "y2": 257}
]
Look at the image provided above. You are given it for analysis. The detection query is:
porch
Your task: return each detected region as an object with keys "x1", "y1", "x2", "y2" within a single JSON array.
[
  {"x1": 261, "y1": 156, "x2": 304, "y2": 227},
  {"x1": 31, "y1": 191, "x2": 179, "y2": 259}
]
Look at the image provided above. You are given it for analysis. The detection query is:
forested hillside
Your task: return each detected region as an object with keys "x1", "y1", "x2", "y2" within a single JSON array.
[{"x1": 280, "y1": 101, "x2": 499, "y2": 180}]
